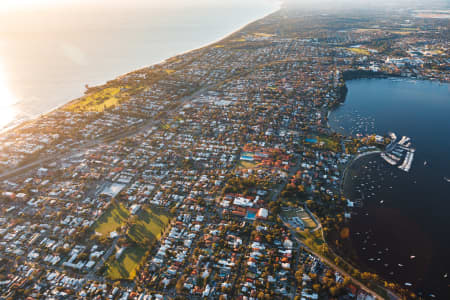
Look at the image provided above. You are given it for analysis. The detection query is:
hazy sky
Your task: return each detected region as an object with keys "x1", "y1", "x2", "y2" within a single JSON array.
[
  {"x1": 0, "y1": 0, "x2": 280, "y2": 12},
  {"x1": 1, "y1": 0, "x2": 447, "y2": 13},
  {"x1": 283, "y1": 0, "x2": 449, "y2": 9}
]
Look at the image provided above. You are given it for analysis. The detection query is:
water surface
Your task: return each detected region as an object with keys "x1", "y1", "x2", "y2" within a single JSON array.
[
  {"x1": 329, "y1": 78, "x2": 450, "y2": 298},
  {"x1": 0, "y1": 0, "x2": 279, "y2": 129}
]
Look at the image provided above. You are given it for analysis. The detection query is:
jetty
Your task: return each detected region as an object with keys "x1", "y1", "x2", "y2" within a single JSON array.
[{"x1": 380, "y1": 134, "x2": 415, "y2": 172}]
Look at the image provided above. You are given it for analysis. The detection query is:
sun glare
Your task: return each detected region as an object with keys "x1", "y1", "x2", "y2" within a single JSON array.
[
  {"x1": 0, "y1": 0, "x2": 74, "y2": 12},
  {"x1": 0, "y1": 65, "x2": 18, "y2": 130}
]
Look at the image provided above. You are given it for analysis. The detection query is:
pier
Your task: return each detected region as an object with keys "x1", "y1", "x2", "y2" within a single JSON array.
[{"x1": 380, "y1": 134, "x2": 415, "y2": 172}]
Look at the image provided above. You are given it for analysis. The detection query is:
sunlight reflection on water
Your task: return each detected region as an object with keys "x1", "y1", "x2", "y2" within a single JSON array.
[{"x1": 0, "y1": 61, "x2": 18, "y2": 130}]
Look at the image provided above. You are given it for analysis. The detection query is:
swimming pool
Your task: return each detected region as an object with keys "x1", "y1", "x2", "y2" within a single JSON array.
[
  {"x1": 305, "y1": 138, "x2": 318, "y2": 143},
  {"x1": 246, "y1": 211, "x2": 256, "y2": 220}
]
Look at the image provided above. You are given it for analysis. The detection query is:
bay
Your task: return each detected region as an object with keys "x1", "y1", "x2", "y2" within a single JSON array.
[{"x1": 329, "y1": 78, "x2": 450, "y2": 298}]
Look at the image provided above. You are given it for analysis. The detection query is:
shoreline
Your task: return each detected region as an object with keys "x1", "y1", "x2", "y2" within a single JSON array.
[
  {"x1": 0, "y1": 4, "x2": 281, "y2": 135},
  {"x1": 116, "y1": 5, "x2": 281, "y2": 81},
  {"x1": 326, "y1": 76, "x2": 396, "y2": 296},
  {"x1": 340, "y1": 151, "x2": 381, "y2": 197},
  {"x1": 328, "y1": 77, "x2": 450, "y2": 298}
]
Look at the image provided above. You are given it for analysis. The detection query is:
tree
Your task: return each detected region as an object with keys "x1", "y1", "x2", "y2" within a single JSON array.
[
  {"x1": 295, "y1": 269, "x2": 303, "y2": 283},
  {"x1": 176, "y1": 275, "x2": 186, "y2": 293},
  {"x1": 170, "y1": 206, "x2": 177, "y2": 215},
  {"x1": 334, "y1": 257, "x2": 341, "y2": 266},
  {"x1": 329, "y1": 286, "x2": 338, "y2": 296}
]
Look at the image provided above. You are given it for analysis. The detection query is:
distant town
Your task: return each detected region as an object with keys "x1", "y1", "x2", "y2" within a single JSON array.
[{"x1": 0, "y1": 5, "x2": 448, "y2": 300}]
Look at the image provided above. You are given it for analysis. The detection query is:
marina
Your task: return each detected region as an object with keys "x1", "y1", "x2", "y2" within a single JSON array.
[{"x1": 380, "y1": 133, "x2": 415, "y2": 172}]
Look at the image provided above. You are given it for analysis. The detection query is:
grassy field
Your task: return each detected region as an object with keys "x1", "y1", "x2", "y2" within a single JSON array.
[
  {"x1": 128, "y1": 207, "x2": 170, "y2": 244},
  {"x1": 297, "y1": 228, "x2": 326, "y2": 253},
  {"x1": 345, "y1": 47, "x2": 371, "y2": 56},
  {"x1": 389, "y1": 31, "x2": 413, "y2": 35},
  {"x1": 92, "y1": 202, "x2": 130, "y2": 236},
  {"x1": 64, "y1": 87, "x2": 123, "y2": 112},
  {"x1": 301, "y1": 215, "x2": 317, "y2": 228},
  {"x1": 355, "y1": 28, "x2": 381, "y2": 33},
  {"x1": 105, "y1": 246, "x2": 146, "y2": 280},
  {"x1": 238, "y1": 160, "x2": 258, "y2": 169},
  {"x1": 101, "y1": 206, "x2": 170, "y2": 280},
  {"x1": 282, "y1": 208, "x2": 317, "y2": 230},
  {"x1": 318, "y1": 136, "x2": 341, "y2": 152},
  {"x1": 254, "y1": 32, "x2": 275, "y2": 37}
]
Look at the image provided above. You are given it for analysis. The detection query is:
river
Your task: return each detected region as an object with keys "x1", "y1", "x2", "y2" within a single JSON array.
[{"x1": 329, "y1": 78, "x2": 450, "y2": 298}]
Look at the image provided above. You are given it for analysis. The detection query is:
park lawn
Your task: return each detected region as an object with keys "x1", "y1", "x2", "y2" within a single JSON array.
[
  {"x1": 281, "y1": 209, "x2": 296, "y2": 218},
  {"x1": 105, "y1": 246, "x2": 146, "y2": 280},
  {"x1": 296, "y1": 209, "x2": 318, "y2": 229},
  {"x1": 238, "y1": 160, "x2": 258, "y2": 169},
  {"x1": 104, "y1": 207, "x2": 170, "y2": 280},
  {"x1": 355, "y1": 28, "x2": 381, "y2": 33},
  {"x1": 128, "y1": 207, "x2": 170, "y2": 245},
  {"x1": 92, "y1": 202, "x2": 130, "y2": 236},
  {"x1": 254, "y1": 32, "x2": 275, "y2": 37},
  {"x1": 65, "y1": 87, "x2": 123, "y2": 112},
  {"x1": 346, "y1": 47, "x2": 371, "y2": 56},
  {"x1": 318, "y1": 136, "x2": 341, "y2": 152},
  {"x1": 283, "y1": 208, "x2": 318, "y2": 230},
  {"x1": 301, "y1": 216, "x2": 317, "y2": 229},
  {"x1": 297, "y1": 228, "x2": 325, "y2": 253},
  {"x1": 389, "y1": 31, "x2": 413, "y2": 35}
]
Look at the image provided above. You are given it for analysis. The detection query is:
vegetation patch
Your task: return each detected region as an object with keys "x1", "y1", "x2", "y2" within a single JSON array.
[
  {"x1": 238, "y1": 160, "x2": 258, "y2": 169},
  {"x1": 355, "y1": 28, "x2": 380, "y2": 32},
  {"x1": 102, "y1": 206, "x2": 170, "y2": 280},
  {"x1": 105, "y1": 246, "x2": 146, "y2": 280},
  {"x1": 389, "y1": 31, "x2": 413, "y2": 35},
  {"x1": 253, "y1": 32, "x2": 275, "y2": 37},
  {"x1": 345, "y1": 47, "x2": 371, "y2": 55},
  {"x1": 92, "y1": 201, "x2": 130, "y2": 236},
  {"x1": 64, "y1": 87, "x2": 124, "y2": 112},
  {"x1": 297, "y1": 228, "x2": 326, "y2": 253},
  {"x1": 317, "y1": 136, "x2": 341, "y2": 152},
  {"x1": 282, "y1": 208, "x2": 318, "y2": 230},
  {"x1": 128, "y1": 207, "x2": 170, "y2": 245}
]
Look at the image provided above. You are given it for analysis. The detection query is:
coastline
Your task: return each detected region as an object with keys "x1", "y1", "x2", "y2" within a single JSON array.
[
  {"x1": 0, "y1": 4, "x2": 281, "y2": 136},
  {"x1": 116, "y1": 5, "x2": 281, "y2": 81},
  {"x1": 0, "y1": 4, "x2": 446, "y2": 299}
]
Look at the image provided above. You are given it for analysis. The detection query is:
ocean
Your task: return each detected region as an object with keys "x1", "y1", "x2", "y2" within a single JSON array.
[
  {"x1": 329, "y1": 78, "x2": 450, "y2": 298},
  {"x1": 0, "y1": 0, "x2": 279, "y2": 130}
]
